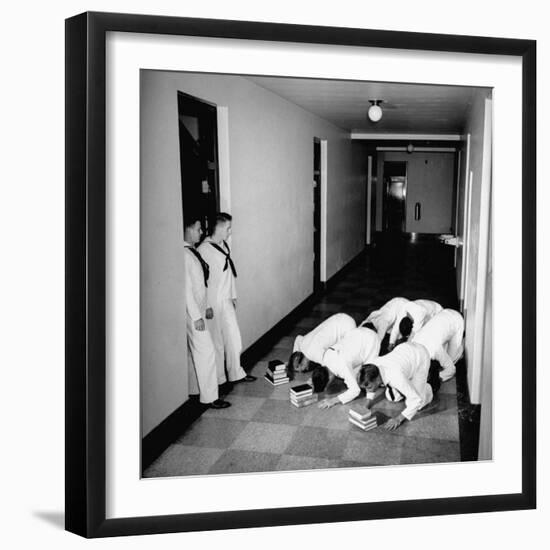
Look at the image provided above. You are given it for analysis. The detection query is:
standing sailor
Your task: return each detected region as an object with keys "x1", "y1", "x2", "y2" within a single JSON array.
[
  {"x1": 412, "y1": 308, "x2": 464, "y2": 382},
  {"x1": 388, "y1": 299, "x2": 444, "y2": 349},
  {"x1": 184, "y1": 217, "x2": 230, "y2": 409},
  {"x1": 198, "y1": 213, "x2": 256, "y2": 385},
  {"x1": 313, "y1": 326, "x2": 381, "y2": 409},
  {"x1": 288, "y1": 313, "x2": 356, "y2": 376}
]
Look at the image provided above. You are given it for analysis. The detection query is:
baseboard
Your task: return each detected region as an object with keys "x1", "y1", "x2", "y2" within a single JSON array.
[
  {"x1": 141, "y1": 397, "x2": 208, "y2": 472},
  {"x1": 321, "y1": 248, "x2": 367, "y2": 293}
]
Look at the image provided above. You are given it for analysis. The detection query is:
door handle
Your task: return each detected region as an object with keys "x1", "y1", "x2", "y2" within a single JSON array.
[{"x1": 415, "y1": 202, "x2": 421, "y2": 220}]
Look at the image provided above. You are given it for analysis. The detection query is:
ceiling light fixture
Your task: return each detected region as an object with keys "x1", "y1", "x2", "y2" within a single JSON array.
[{"x1": 367, "y1": 100, "x2": 383, "y2": 122}]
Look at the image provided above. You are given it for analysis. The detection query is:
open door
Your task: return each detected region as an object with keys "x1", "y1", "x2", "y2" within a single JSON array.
[{"x1": 177, "y1": 91, "x2": 220, "y2": 235}]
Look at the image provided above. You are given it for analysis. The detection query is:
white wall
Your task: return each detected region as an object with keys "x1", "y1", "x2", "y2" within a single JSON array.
[
  {"x1": 140, "y1": 73, "x2": 189, "y2": 437},
  {"x1": 140, "y1": 70, "x2": 365, "y2": 435}
]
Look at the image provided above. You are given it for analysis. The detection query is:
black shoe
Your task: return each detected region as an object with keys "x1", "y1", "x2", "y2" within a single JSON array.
[
  {"x1": 233, "y1": 374, "x2": 257, "y2": 383},
  {"x1": 209, "y1": 399, "x2": 231, "y2": 409}
]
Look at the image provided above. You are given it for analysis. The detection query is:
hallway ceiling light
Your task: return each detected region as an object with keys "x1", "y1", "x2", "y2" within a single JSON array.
[
  {"x1": 367, "y1": 100, "x2": 383, "y2": 122},
  {"x1": 407, "y1": 143, "x2": 415, "y2": 153}
]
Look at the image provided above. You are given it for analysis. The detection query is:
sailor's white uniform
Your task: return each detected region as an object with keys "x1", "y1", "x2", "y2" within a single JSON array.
[
  {"x1": 293, "y1": 313, "x2": 356, "y2": 365},
  {"x1": 361, "y1": 297, "x2": 410, "y2": 341},
  {"x1": 389, "y1": 299, "x2": 444, "y2": 347},
  {"x1": 322, "y1": 327, "x2": 380, "y2": 404},
  {"x1": 198, "y1": 238, "x2": 246, "y2": 384},
  {"x1": 374, "y1": 342, "x2": 433, "y2": 421},
  {"x1": 412, "y1": 308, "x2": 464, "y2": 382},
  {"x1": 184, "y1": 240, "x2": 218, "y2": 404}
]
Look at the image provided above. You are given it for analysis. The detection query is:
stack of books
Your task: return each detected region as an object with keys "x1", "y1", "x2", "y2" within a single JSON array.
[
  {"x1": 348, "y1": 407, "x2": 377, "y2": 431},
  {"x1": 289, "y1": 383, "x2": 318, "y2": 408},
  {"x1": 264, "y1": 360, "x2": 290, "y2": 386}
]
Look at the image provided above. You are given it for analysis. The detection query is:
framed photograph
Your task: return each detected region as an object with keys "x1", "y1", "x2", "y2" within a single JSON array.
[{"x1": 65, "y1": 11, "x2": 536, "y2": 538}]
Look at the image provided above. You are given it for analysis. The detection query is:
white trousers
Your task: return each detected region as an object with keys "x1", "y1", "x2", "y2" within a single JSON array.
[
  {"x1": 411, "y1": 346, "x2": 434, "y2": 411},
  {"x1": 186, "y1": 315, "x2": 218, "y2": 404},
  {"x1": 208, "y1": 299, "x2": 246, "y2": 383},
  {"x1": 374, "y1": 318, "x2": 393, "y2": 342},
  {"x1": 434, "y1": 329, "x2": 464, "y2": 382}
]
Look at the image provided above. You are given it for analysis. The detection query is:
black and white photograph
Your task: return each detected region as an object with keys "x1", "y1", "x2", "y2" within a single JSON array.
[
  {"x1": 140, "y1": 70, "x2": 493, "y2": 478},
  {"x1": 2, "y1": 0, "x2": 545, "y2": 547}
]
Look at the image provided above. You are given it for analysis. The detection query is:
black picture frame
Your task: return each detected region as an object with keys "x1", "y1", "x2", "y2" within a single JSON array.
[{"x1": 65, "y1": 11, "x2": 536, "y2": 538}]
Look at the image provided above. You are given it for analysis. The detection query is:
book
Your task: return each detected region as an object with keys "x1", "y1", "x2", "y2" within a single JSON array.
[
  {"x1": 290, "y1": 395, "x2": 319, "y2": 407},
  {"x1": 290, "y1": 391, "x2": 317, "y2": 402},
  {"x1": 264, "y1": 373, "x2": 289, "y2": 386},
  {"x1": 268, "y1": 371, "x2": 289, "y2": 380},
  {"x1": 348, "y1": 416, "x2": 377, "y2": 431},
  {"x1": 290, "y1": 383, "x2": 313, "y2": 396},
  {"x1": 267, "y1": 360, "x2": 287, "y2": 373},
  {"x1": 349, "y1": 408, "x2": 372, "y2": 422},
  {"x1": 291, "y1": 392, "x2": 315, "y2": 402}
]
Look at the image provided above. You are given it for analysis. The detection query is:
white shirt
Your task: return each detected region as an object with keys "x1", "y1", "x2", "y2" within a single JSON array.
[
  {"x1": 323, "y1": 327, "x2": 380, "y2": 404},
  {"x1": 412, "y1": 308, "x2": 464, "y2": 357},
  {"x1": 183, "y1": 240, "x2": 209, "y2": 322},
  {"x1": 389, "y1": 299, "x2": 443, "y2": 345},
  {"x1": 293, "y1": 313, "x2": 356, "y2": 365},
  {"x1": 364, "y1": 297, "x2": 409, "y2": 332},
  {"x1": 198, "y1": 238, "x2": 237, "y2": 304},
  {"x1": 375, "y1": 342, "x2": 430, "y2": 420}
]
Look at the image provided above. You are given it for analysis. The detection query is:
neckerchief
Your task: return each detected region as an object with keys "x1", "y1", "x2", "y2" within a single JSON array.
[
  {"x1": 209, "y1": 241, "x2": 237, "y2": 277},
  {"x1": 186, "y1": 246, "x2": 209, "y2": 287}
]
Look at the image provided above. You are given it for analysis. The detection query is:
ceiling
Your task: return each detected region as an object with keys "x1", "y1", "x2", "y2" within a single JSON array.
[{"x1": 245, "y1": 75, "x2": 484, "y2": 134}]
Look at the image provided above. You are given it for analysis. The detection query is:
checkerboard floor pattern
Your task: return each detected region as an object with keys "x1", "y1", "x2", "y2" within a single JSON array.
[{"x1": 144, "y1": 238, "x2": 462, "y2": 478}]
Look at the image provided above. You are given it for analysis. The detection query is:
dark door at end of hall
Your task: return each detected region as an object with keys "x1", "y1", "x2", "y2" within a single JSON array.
[{"x1": 383, "y1": 161, "x2": 407, "y2": 233}]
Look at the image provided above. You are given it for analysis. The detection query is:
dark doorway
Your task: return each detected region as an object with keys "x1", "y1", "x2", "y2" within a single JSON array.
[
  {"x1": 177, "y1": 91, "x2": 220, "y2": 237},
  {"x1": 313, "y1": 139, "x2": 321, "y2": 292},
  {"x1": 382, "y1": 161, "x2": 407, "y2": 233}
]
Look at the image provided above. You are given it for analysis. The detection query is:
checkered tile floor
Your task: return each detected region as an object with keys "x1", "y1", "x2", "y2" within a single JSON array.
[{"x1": 144, "y1": 237, "x2": 462, "y2": 478}]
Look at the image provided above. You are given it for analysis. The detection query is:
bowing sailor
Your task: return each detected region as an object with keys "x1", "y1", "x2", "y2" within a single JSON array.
[
  {"x1": 412, "y1": 308, "x2": 464, "y2": 382},
  {"x1": 360, "y1": 297, "x2": 410, "y2": 344},
  {"x1": 288, "y1": 313, "x2": 356, "y2": 377},
  {"x1": 310, "y1": 326, "x2": 381, "y2": 409},
  {"x1": 388, "y1": 299, "x2": 444, "y2": 350},
  {"x1": 357, "y1": 341, "x2": 440, "y2": 430}
]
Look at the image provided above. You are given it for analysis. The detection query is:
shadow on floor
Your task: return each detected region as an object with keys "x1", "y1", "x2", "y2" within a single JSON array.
[{"x1": 32, "y1": 511, "x2": 65, "y2": 530}]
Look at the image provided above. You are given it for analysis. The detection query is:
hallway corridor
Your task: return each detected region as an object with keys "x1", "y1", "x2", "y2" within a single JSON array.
[{"x1": 144, "y1": 237, "x2": 468, "y2": 478}]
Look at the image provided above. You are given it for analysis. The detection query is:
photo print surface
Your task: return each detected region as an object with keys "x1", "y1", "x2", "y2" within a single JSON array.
[{"x1": 139, "y1": 69, "x2": 492, "y2": 479}]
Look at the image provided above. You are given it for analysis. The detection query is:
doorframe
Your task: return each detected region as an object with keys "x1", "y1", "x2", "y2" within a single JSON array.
[
  {"x1": 320, "y1": 139, "x2": 328, "y2": 283},
  {"x1": 454, "y1": 149, "x2": 462, "y2": 268},
  {"x1": 459, "y1": 134, "x2": 472, "y2": 309},
  {"x1": 366, "y1": 155, "x2": 373, "y2": 245},
  {"x1": 216, "y1": 106, "x2": 231, "y2": 213},
  {"x1": 470, "y1": 97, "x2": 493, "y2": 403},
  {"x1": 313, "y1": 138, "x2": 322, "y2": 292}
]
